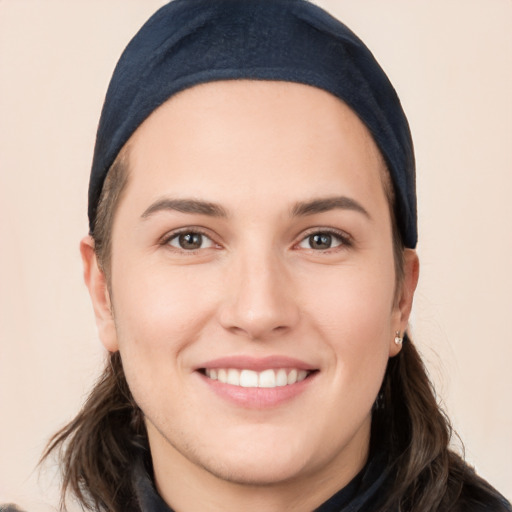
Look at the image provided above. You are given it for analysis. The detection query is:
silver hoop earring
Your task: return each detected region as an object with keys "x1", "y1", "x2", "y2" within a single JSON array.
[{"x1": 394, "y1": 331, "x2": 403, "y2": 346}]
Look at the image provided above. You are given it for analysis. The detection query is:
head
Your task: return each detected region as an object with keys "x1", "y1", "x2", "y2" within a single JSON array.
[
  {"x1": 71, "y1": 1, "x2": 424, "y2": 510},
  {"x1": 81, "y1": 78, "x2": 419, "y2": 508}
]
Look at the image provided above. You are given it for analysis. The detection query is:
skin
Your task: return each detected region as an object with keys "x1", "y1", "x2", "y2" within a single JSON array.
[{"x1": 81, "y1": 81, "x2": 419, "y2": 512}]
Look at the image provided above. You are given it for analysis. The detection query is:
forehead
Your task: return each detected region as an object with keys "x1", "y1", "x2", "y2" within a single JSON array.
[
  {"x1": 131, "y1": 80, "x2": 380, "y2": 147},
  {"x1": 133, "y1": 80, "x2": 382, "y2": 167},
  {"x1": 118, "y1": 80, "x2": 385, "y2": 216}
]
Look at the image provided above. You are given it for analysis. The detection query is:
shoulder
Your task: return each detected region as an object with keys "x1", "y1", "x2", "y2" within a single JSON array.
[{"x1": 451, "y1": 471, "x2": 512, "y2": 512}]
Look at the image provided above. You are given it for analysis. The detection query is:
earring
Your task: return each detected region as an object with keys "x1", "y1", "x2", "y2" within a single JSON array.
[{"x1": 394, "y1": 331, "x2": 403, "y2": 346}]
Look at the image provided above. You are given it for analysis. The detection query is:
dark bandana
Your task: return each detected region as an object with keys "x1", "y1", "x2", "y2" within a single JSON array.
[{"x1": 88, "y1": 0, "x2": 417, "y2": 248}]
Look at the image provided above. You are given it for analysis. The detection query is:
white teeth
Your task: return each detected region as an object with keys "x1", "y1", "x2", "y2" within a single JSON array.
[
  {"x1": 276, "y1": 369, "x2": 288, "y2": 387},
  {"x1": 258, "y1": 369, "x2": 276, "y2": 388},
  {"x1": 204, "y1": 368, "x2": 311, "y2": 388},
  {"x1": 227, "y1": 368, "x2": 240, "y2": 386},
  {"x1": 287, "y1": 369, "x2": 297, "y2": 385},
  {"x1": 240, "y1": 369, "x2": 258, "y2": 387}
]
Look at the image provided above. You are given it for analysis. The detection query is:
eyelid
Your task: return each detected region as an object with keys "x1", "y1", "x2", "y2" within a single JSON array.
[
  {"x1": 157, "y1": 225, "x2": 353, "y2": 253},
  {"x1": 295, "y1": 227, "x2": 353, "y2": 251},
  {"x1": 159, "y1": 226, "x2": 221, "y2": 251}
]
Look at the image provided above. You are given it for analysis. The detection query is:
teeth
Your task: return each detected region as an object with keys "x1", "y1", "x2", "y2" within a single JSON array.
[
  {"x1": 276, "y1": 369, "x2": 288, "y2": 386},
  {"x1": 287, "y1": 369, "x2": 297, "y2": 385},
  {"x1": 240, "y1": 370, "x2": 258, "y2": 387},
  {"x1": 258, "y1": 369, "x2": 275, "y2": 388},
  {"x1": 204, "y1": 368, "x2": 310, "y2": 388},
  {"x1": 227, "y1": 368, "x2": 240, "y2": 386}
]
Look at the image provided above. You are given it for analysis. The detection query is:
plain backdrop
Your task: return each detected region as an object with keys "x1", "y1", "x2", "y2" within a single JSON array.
[{"x1": 1, "y1": 0, "x2": 511, "y2": 509}]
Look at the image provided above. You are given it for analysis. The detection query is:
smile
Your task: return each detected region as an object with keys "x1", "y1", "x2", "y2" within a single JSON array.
[{"x1": 204, "y1": 368, "x2": 310, "y2": 388}]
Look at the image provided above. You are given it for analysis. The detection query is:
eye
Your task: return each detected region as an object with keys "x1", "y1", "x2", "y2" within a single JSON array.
[
  {"x1": 297, "y1": 231, "x2": 349, "y2": 251},
  {"x1": 167, "y1": 231, "x2": 216, "y2": 251}
]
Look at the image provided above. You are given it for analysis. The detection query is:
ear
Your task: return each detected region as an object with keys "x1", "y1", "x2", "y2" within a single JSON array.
[
  {"x1": 80, "y1": 235, "x2": 119, "y2": 352},
  {"x1": 389, "y1": 249, "x2": 420, "y2": 356}
]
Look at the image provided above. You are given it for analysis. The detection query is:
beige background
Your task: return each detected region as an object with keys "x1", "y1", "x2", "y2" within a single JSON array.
[{"x1": 1, "y1": 0, "x2": 511, "y2": 509}]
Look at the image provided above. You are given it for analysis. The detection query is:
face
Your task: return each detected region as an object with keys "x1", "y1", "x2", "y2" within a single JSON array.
[{"x1": 83, "y1": 81, "x2": 418, "y2": 504}]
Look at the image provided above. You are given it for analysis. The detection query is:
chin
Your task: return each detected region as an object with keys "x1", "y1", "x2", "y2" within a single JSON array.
[
  {"x1": 153, "y1": 419, "x2": 316, "y2": 486},
  {"x1": 196, "y1": 448, "x2": 313, "y2": 486}
]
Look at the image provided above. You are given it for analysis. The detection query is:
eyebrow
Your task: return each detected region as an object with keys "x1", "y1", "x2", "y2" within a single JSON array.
[
  {"x1": 141, "y1": 198, "x2": 228, "y2": 219},
  {"x1": 141, "y1": 195, "x2": 370, "y2": 221},
  {"x1": 290, "y1": 196, "x2": 371, "y2": 219}
]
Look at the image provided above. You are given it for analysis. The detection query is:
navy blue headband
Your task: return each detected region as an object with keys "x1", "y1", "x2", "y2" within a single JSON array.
[{"x1": 89, "y1": 0, "x2": 417, "y2": 248}]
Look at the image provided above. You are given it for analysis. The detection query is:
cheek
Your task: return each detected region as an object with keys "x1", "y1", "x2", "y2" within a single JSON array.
[
  {"x1": 109, "y1": 264, "x2": 214, "y2": 416},
  {"x1": 110, "y1": 256, "x2": 233, "y2": 394},
  {"x1": 303, "y1": 260, "x2": 395, "y2": 340},
  {"x1": 301, "y1": 260, "x2": 395, "y2": 396},
  {"x1": 115, "y1": 263, "x2": 215, "y2": 334}
]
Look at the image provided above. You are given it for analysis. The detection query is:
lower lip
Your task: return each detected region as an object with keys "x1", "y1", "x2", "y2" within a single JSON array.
[{"x1": 197, "y1": 371, "x2": 316, "y2": 409}]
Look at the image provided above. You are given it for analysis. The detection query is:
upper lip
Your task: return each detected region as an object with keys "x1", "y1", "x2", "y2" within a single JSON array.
[{"x1": 197, "y1": 355, "x2": 316, "y2": 372}]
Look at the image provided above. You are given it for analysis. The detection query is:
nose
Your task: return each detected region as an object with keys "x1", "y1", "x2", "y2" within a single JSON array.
[{"x1": 218, "y1": 248, "x2": 300, "y2": 340}]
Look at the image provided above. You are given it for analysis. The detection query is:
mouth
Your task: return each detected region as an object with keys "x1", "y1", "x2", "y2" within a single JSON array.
[
  {"x1": 196, "y1": 356, "x2": 318, "y2": 407},
  {"x1": 200, "y1": 367, "x2": 312, "y2": 388}
]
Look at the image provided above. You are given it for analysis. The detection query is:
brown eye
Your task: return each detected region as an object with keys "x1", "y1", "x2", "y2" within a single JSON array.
[
  {"x1": 298, "y1": 231, "x2": 346, "y2": 251},
  {"x1": 309, "y1": 233, "x2": 333, "y2": 250},
  {"x1": 168, "y1": 232, "x2": 214, "y2": 251}
]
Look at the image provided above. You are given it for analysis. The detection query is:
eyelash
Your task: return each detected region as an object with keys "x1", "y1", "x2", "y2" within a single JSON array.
[
  {"x1": 160, "y1": 227, "x2": 353, "y2": 253},
  {"x1": 296, "y1": 228, "x2": 353, "y2": 252},
  {"x1": 160, "y1": 227, "x2": 218, "y2": 253}
]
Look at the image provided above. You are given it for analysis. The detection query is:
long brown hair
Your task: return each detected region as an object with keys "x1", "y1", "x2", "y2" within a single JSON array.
[{"x1": 42, "y1": 154, "x2": 509, "y2": 511}]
